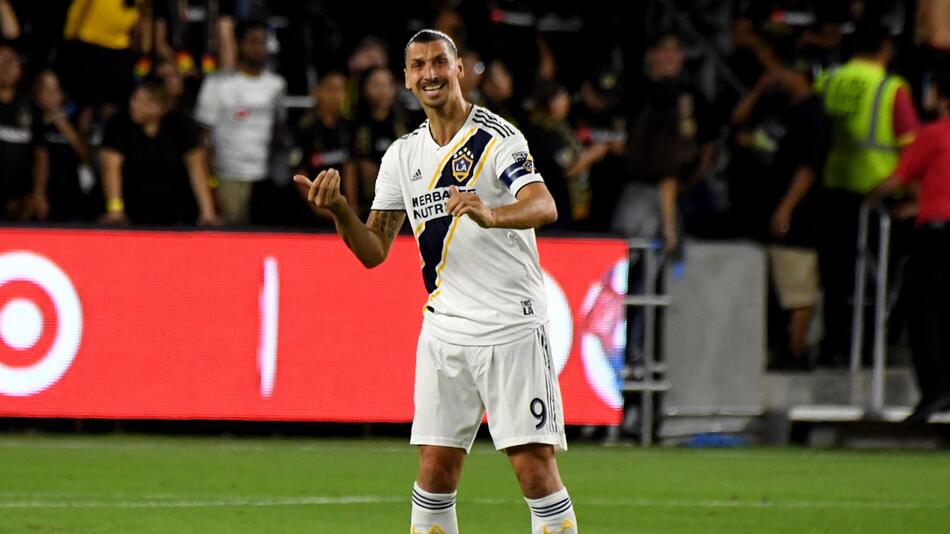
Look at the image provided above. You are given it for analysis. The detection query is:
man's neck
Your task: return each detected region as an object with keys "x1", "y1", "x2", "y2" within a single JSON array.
[
  {"x1": 853, "y1": 54, "x2": 885, "y2": 67},
  {"x1": 0, "y1": 87, "x2": 14, "y2": 104},
  {"x1": 425, "y1": 96, "x2": 472, "y2": 147},
  {"x1": 238, "y1": 62, "x2": 262, "y2": 77},
  {"x1": 142, "y1": 118, "x2": 161, "y2": 137}
]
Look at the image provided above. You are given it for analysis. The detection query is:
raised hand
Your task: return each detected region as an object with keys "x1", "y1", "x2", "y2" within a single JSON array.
[{"x1": 293, "y1": 168, "x2": 348, "y2": 217}]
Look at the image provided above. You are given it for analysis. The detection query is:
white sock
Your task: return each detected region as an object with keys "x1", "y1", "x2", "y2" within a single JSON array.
[
  {"x1": 410, "y1": 481, "x2": 459, "y2": 534},
  {"x1": 525, "y1": 487, "x2": 577, "y2": 534}
]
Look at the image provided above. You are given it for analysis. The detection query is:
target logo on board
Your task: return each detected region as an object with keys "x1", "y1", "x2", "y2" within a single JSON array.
[{"x1": 0, "y1": 251, "x2": 82, "y2": 396}]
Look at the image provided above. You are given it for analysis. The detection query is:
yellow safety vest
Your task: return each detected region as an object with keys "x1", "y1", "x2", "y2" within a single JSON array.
[{"x1": 817, "y1": 59, "x2": 909, "y2": 193}]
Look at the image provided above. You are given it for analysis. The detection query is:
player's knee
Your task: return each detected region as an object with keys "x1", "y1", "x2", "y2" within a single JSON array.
[
  {"x1": 417, "y1": 450, "x2": 463, "y2": 492},
  {"x1": 416, "y1": 464, "x2": 460, "y2": 493},
  {"x1": 514, "y1": 464, "x2": 562, "y2": 499}
]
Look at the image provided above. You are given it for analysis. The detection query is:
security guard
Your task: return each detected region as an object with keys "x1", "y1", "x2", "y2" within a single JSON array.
[{"x1": 816, "y1": 26, "x2": 920, "y2": 366}]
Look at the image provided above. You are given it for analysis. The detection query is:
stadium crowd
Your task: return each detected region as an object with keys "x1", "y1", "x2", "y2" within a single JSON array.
[{"x1": 1, "y1": 1, "x2": 949, "y2": 388}]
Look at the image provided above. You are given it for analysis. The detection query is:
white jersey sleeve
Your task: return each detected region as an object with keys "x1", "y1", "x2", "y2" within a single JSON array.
[
  {"x1": 370, "y1": 143, "x2": 405, "y2": 211},
  {"x1": 194, "y1": 75, "x2": 221, "y2": 129},
  {"x1": 493, "y1": 132, "x2": 544, "y2": 196}
]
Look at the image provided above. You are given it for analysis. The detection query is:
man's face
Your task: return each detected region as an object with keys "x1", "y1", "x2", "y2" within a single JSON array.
[
  {"x1": 34, "y1": 72, "x2": 63, "y2": 112},
  {"x1": 646, "y1": 38, "x2": 683, "y2": 81},
  {"x1": 0, "y1": 47, "x2": 22, "y2": 89},
  {"x1": 239, "y1": 28, "x2": 268, "y2": 69},
  {"x1": 364, "y1": 69, "x2": 395, "y2": 110},
  {"x1": 129, "y1": 87, "x2": 164, "y2": 125},
  {"x1": 315, "y1": 74, "x2": 346, "y2": 114},
  {"x1": 404, "y1": 40, "x2": 463, "y2": 109}
]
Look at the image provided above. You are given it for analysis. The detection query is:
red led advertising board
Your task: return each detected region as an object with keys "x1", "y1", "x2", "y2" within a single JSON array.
[{"x1": 0, "y1": 229, "x2": 626, "y2": 425}]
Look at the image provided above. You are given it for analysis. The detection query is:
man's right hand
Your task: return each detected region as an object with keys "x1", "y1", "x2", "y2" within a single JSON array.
[{"x1": 294, "y1": 169, "x2": 348, "y2": 217}]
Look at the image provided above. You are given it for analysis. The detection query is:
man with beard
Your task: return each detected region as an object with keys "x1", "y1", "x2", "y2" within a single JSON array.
[
  {"x1": 195, "y1": 18, "x2": 286, "y2": 225},
  {"x1": 293, "y1": 29, "x2": 577, "y2": 534}
]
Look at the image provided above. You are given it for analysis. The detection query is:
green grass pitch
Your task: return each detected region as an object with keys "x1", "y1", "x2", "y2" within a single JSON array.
[{"x1": 0, "y1": 434, "x2": 948, "y2": 533}]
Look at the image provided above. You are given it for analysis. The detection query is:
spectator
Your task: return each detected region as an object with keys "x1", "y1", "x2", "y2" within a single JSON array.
[
  {"x1": 100, "y1": 78, "x2": 216, "y2": 226},
  {"x1": 815, "y1": 26, "x2": 919, "y2": 366},
  {"x1": 734, "y1": 63, "x2": 829, "y2": 369},
  {"x1": 195, "y1": 18, "x2": 287, "y2": 225},
  {"x1": 32, "y1": 69, "x2": 95, "y2": 222},
  {"x1": 615, "y1": 32, "x2": 714, "y2": 251},
  {"x1": 641, "y1": 32, "x2": 718, "y2": 238},
  {"x1": 351, "y1": 67, "x2": 408, "y2": 218},
  {"x1": 572, "y1": 65, "x2": 627, "y2": 232},
  {"x1": 58, "y1": 0, "x2": 143, "y2": 130},
  {"x1": 871, "y1": 74, "x2": 950, "y2": 423},
  {"x1": 0, "y1": 44, "x2": 48, "y2": 222},
  {"x1": 289, "y1": 71, "x2": 355, "y2": 223},
  {"x1": 525, "y1": 80, "x2": 604, "y2": 232}
]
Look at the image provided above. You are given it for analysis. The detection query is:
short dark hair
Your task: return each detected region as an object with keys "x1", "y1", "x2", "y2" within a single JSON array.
[
  {"x1": 235, "y1": 19, "x2": 268, "y2": 42},
  {"x1": 404, "y1": 29, "x2": 458, "y2": 59},
  {"x1": 852, "y1": 26, "x2": 891, "y2": 56},
  {"x1": 135, "y1": 76, "x2": 171, "y2": 104},
  {"x1": 318, "y1": 70, "x2": 346, "y2": 87}
]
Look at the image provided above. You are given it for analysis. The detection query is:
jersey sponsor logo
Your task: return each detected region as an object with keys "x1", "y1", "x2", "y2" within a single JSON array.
[
  {"x1": 451, "y1": 146, "x2": 475, "y2": 182},
  {"x1": 411, "y1": 169, "x2": 423, "y2": 182},
  {"x1": 410, "y1": 186, "x2": 475, "y2": 223}
]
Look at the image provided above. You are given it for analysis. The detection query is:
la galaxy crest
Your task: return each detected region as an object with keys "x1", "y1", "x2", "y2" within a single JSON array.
[{"x1": 451, "y1": 146, "x2": 475, "y2": 182}]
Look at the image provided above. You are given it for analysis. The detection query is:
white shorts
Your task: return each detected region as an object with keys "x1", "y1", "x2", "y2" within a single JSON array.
[{"x1": 410, "y1": 324, "x2": 568, "y2": 454}]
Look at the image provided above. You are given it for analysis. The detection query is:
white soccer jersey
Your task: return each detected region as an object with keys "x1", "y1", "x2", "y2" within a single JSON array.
[
  {"x1": 194, "y1": 70, "x2": 286, "y2": 181},
  {"x1": 371, "y1": 105, "x2": 547, "y2": 345}
]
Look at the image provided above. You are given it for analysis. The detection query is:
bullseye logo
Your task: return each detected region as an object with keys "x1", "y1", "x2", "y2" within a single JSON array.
[{"x1": 0, "y1": 251, "x2": 82, "y2": 396}]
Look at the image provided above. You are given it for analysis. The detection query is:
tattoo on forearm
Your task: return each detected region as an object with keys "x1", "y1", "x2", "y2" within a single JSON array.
[{"x1": 369, "y1": 211, "x2": 404, "y2": 241}]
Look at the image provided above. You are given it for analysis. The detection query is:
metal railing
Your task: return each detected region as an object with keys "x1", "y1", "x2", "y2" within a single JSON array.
[
  {"x1": 849, "y1": 200, "x2": 892, "y2": 414},
  {"x1": 621, "y1": 238, "x2": 672, "y2": 446}
]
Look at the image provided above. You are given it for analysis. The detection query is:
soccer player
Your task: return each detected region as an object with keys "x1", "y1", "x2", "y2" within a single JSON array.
[{"x1": 293, "y1": 29, "x2": 578, "y2": 534}]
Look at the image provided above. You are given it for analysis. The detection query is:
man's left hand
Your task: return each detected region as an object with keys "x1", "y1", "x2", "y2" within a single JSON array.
[{"x1": 446, "y1": 185, "x2": 495, "y2": 228}]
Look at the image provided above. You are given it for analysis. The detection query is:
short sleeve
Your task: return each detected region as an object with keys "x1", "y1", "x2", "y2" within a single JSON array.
[
  {"x1": 176, "y1": 114, "x2": 202, "y2": 154},
  {"x1": 494, "y1": 132, "x2": 544, "y2": 196},
  {"x1": 892, "y1": 85, "x2": 921, "y2": 143},
  {"x1": 894, "y1": 125, "x2": 938, "y2": 186},
  {"x1": 194, "y1": 76, "x2": 220, "y2": 128},
  {"x1": 370, "y1": 144, "x2": 405, "y2": 211},
  {"x1": 274, "y1": 77, "x2": 288, "y2": 123}
]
